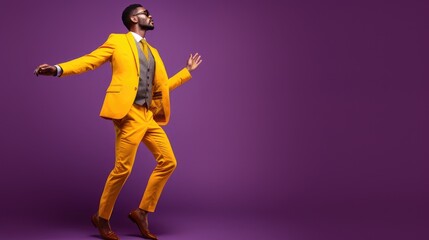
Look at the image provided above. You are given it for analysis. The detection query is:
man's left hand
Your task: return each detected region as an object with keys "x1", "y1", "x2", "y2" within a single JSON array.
[{"x1": 186, "y1": 53, "x2": 202, "y2": 72}]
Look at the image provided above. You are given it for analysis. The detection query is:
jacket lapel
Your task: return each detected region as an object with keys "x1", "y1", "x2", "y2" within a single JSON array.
[
  {"x1": 146, "y1": 43, "x2": 166, "y2": 82},
  {"x1": 126, "y1": 32, "x2": 140, "y2": 74}
]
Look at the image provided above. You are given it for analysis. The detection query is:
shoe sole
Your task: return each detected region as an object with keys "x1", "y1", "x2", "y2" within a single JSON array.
[
  {"x1": 91, "y1": 215, "x2": 119, "y2": 240},
  {"x1": 128, "y1": 214, "x2": 157, "y2": 240}
]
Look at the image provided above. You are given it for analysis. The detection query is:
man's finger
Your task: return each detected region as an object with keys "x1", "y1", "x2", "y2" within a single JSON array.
[
  {"x1": 34, "y1": 64, "x2": 48, "y2": 76},
  {"x1": 34, "y1": 67, "x2": 41, "y2": 76}
]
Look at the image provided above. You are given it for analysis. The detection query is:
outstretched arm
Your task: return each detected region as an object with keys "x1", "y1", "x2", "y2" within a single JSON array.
[
  {"x1": 33, "y1": 34, "x2": 117, "y2": 78},
  {"x1": 169, "y1": 53, "x2": 203, "y2": 91}
]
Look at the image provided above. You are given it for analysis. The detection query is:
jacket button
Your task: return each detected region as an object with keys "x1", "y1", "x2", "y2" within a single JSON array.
[{"x1": 134, "y1": 87, "x2": 137, "y2": 91}]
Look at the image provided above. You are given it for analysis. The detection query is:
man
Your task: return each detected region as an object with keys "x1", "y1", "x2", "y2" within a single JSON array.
[{"x1": 34, "y1": 3, "x2": 202, "y2": 240}]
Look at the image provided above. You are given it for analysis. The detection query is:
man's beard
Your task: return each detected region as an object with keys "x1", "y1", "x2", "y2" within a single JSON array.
[{"x1": 140, "y1": 23, "x2": 154, "y2": 30}]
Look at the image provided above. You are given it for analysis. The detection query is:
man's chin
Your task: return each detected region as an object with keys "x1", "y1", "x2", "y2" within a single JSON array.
[
  {"x1": 143, "y1": 25, "x2": 155, "y2": 31},
  {"x1": 139, "y1": 23, "x2": 155, "y2": 31}
]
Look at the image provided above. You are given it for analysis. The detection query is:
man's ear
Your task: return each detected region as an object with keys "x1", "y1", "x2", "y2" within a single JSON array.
[{"x1": 130, "y1": 16, "x2": 138, "y2": 24}]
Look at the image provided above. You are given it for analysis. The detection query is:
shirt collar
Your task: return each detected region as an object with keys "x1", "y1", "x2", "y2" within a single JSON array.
[{"x1": 130, "y1": 31, "x2": 145, "y2": 42}]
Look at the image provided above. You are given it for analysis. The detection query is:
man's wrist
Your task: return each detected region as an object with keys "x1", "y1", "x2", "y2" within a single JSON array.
[{"x1": 54, "y1": 65, "x2": 63, "y2": 77}]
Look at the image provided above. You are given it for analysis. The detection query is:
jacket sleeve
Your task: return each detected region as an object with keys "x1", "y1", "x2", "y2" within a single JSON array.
[
  {"x1": 58, "y1": 34, "x2": 117, "y2": 77},
  {"x1": 168, "y1": 68, "x2": 192, "y2": 91}
]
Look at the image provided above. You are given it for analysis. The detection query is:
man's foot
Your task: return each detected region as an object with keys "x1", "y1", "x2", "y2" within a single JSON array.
[
  {"x1": 91, "y1": 214, "x2": 120, "y2": 240},
  {"x1": 128, "y1": 209, "x2": 158, "y2": 240}
]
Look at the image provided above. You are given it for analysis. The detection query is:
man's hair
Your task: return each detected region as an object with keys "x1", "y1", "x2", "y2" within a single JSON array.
[{"x1": 122, "y1": 4, "x2": 143, "y2": 30}]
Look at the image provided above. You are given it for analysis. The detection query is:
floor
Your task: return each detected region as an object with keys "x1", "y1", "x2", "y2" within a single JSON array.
[{"x1": 1, "y1": 206, "x2": 427, "y2": 240}]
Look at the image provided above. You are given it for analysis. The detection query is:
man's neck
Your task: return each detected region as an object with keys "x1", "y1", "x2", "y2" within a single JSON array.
[{"x1": 130, "y1": 27, "x2": 146, "y2": 38}]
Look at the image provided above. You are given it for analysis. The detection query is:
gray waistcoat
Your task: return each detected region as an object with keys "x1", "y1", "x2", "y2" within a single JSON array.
[{"x1": 134, "y1": 40, "x2": 155, "y2": 107}]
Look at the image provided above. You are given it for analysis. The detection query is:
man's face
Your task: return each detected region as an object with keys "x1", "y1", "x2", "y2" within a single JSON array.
[{"x1": 133, "y1": 7, "x2": 154, "y2": 30}]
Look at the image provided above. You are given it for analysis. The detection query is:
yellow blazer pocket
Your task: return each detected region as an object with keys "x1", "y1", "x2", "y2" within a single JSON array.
[
  {"x1": 152, "y1": 91, "x2": 162, "y2": 100},
  {"x1": 106, "y1": 85, "x2": 122, "y2": 93}
]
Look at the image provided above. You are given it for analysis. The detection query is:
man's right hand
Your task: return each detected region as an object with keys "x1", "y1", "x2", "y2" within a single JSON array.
[{"x1": 34, "y1": 64, "x2": 57, "y2": 76}]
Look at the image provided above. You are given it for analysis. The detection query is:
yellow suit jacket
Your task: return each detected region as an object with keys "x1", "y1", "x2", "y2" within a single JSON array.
[{"x1": 58, "y1": 32, "x2": 192, "y2": 125}]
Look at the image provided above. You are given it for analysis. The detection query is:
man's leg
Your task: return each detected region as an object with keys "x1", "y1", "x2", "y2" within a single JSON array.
[
  {"x1": 93, "y1": 105, "x2": 151, "y2": 239},
  {"x1": 128, "y1": 109, "x2": 177, "y2": 240},
  {"x1": 139, "y1": 114, "x2": 177, "y2": 212},
  {"x1": 98, "y1": 105, "x2": 150, "y2": 219},
  {"x1": 98, "y1": 108, "x2": 150, "y2": 219}
]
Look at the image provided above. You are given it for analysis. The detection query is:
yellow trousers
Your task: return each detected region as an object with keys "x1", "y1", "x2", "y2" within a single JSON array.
[{"x1": 98, "y1": 104, "x2": 177, "y2": 219}]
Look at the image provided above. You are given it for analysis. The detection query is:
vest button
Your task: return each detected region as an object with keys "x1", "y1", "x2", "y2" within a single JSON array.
[{"x1": 134, "y1": 87, "x2": 137, "y2": 91}]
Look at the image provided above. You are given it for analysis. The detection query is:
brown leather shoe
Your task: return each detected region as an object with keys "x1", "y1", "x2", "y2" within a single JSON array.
[
  {"x1": 91, "y1": 214, "x2": 120, "y2": 240},
  {"x1": 128, "y1": 209, "x2": 158, "y2": 240}
]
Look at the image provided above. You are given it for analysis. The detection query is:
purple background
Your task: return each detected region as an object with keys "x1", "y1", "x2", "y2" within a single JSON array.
[{"x1": 1, "y1": 0, "x2": 428, "y2": 239}]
